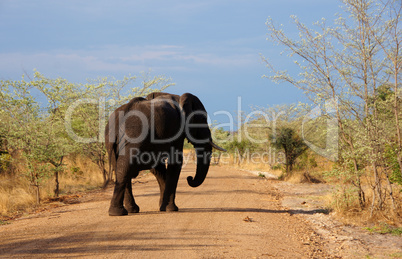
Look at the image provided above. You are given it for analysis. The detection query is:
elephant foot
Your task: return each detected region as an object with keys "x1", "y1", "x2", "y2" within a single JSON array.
[
  {"x1": 126, "y1": 204, "x2": 140, "y2": 214},
  {"x1": 109, "y1": 206, "x2": 128, "y2": 216},
  {"x1": 160, "y1": 203, "x2": 179, "y2": 212}
]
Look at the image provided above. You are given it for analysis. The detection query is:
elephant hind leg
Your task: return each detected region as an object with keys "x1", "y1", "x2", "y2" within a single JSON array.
[
  {"x1": 124, "y1": 179, "x2": 140, "y2": 213},
  {"x1": 160, "y1": 162, "x2": 181, "y2": 212},
  {"x1": 109, "y1": 158, "x2": 130, "y2": 216},
  {"x1": 109, "y1": 180, "x2": 129, "y2": 216},
  {"x1": 150, "y1": 163, "x2": 167, "y2": 208}
]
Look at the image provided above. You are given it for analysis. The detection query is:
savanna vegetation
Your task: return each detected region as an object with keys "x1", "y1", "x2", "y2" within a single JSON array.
[
  {"x1": 209, "y1": 0, "x2": 402, "y2": 229},
  {"x1": 265, "y1": 0, "x2": 402, "y2": 225},
  {"x1": 0, "y1": 71, "x2": 172, "y2": 217},
  {"x1": 1, "y1": 0, "x2": 401, "y2": 233}
]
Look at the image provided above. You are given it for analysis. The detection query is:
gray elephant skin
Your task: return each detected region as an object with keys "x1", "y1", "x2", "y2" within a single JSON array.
[{"x1": 105, "y1": 92, "x2": 225, "y2": 216}]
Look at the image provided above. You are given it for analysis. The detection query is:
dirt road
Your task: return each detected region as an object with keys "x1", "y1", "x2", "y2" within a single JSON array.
[{"x1": 0, "y1": 165, "x2": 326, "y2": 258}]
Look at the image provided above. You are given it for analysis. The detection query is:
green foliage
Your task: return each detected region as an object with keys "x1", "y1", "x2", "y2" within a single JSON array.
[
  {"x1": 269, "y1": 127, "x2": 307, "y2": 173},
  {"x1": 211, "y1": 127, "x2": 232, "y2": 150},
  {"x1": 0, "y1": 71, "x2": 173, "y2": 203},
  {"x1": 330, "y1": 185, "x2": 360, "y2": 212},
  {"x1": 0, "y1": 220, "x2": 10, "y2": 225},
  {"x1": 264, "y1": 0, "x2": 402, "y2": 216},
  {"x1": 271, "y1": 164, "x2": 283, "y2": 171},
  {"x1": 384, "y1": 144, "x2": 402, "y2": 185},
  {"x1": 323, "y1": 166, "x2": 364, "y2": 184},
  {"x1": 226, "y1": 139, "x2": 254, "y2": 153},
  {"x1": 183, "y1": 139, "x2": 193, "y2": 149},
  {"x1": 294, "y1": 151, "x2": 318, "y2": 171},
  {"x1": 0, "y1": 153, "x2": 11, "y2": 173},
  {"x1": 309, "y1": 156, "x2": 318, "y2": 168},
  {"x1": 365, "y1": 223, "x2": 402, "y2": 236},
  {"x1": 69, "y1": 166, "x2": 84, "y2": 180},
  {"x1": 221, "y1": 138, "x2": 255, "y2": 165}
]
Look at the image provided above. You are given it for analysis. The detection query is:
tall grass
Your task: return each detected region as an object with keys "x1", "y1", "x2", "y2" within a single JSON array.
[
  {"x1": 213, "y1": 150, "x2": 402, "y2": 226},
  {"x1": 0, "y1": 155, "x2": 104, "y2": 218},
  {"x1": 326, "y1": 182, "x2": 402, "y2": 227},
  {"x1": 209, "y1": 151, "x2": 332, "y2": 181},
  {"x1": 0, "y1": 175, "x2": 35, "y2": 216}
]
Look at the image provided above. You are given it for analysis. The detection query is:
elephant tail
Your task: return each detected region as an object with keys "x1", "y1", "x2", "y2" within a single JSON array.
[
  {"x1": 103, "y1": 131, "x2": 118, "y2": 189},
  {"x1": 102, "y1": 147, "x2": 115, "y2": 189},
  {"x1": 103, "y1": 162, "x2": 112, "y2": 189}
]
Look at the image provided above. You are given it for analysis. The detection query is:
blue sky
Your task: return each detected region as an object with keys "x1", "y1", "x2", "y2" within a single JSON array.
[{"x1": 0, "y1": 0, "x2": 341, "y2": 121}]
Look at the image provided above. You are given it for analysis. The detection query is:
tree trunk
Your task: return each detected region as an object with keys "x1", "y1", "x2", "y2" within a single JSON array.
[
  {"x1": 216, "y1": 152, "x2": 221, "y2": 165},
  {"x1": 54, "y1": 171, "x2": 59, "y2": 197},
  {"x1": 51, "y1": 156, "x2": 64, "y2": 197},
  {"x1": 370, "y1": 185, "x2": 376, "y2": 218},
  {"x1": 385, "y1": 170, "x2": 398, "y2": 215},
  {"x1": 98, "y1": 158, "x2": 110, "y2": 188},
  {"x1": 35, "y1": 185, "x2": 40, "y2": 204},
  {"x1": 356, "y1": 177, "x2": 365, "y2": 209}
]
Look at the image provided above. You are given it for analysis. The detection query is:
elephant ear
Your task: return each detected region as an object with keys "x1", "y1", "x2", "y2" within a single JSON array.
[{"x1": 179, "y1": 93, "x2": 211, "y2": 145}]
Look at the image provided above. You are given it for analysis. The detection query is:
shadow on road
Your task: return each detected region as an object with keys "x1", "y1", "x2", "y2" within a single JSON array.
[
  {"x1": 135, "y1": 207, "x2": 330, "y2": 216},
  {"x1": 179, "y1": 207, "x2": 330, "y2": 215},
  {"x1": 0, "y1": 230, "x2": 222, "y2": 256}
]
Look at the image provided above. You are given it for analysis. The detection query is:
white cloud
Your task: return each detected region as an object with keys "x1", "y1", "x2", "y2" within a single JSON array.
[
  {"x1": 0, "y1": 43, "x2": 258, "y2": 80},
  {"x1": 0, "y1": 51, "x2": 146, "y2": 80}
]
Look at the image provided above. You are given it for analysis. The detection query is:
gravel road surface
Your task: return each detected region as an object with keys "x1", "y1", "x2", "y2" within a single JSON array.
[{"x1": 0, "y1": 165, "x2": 326, "y2": 258}]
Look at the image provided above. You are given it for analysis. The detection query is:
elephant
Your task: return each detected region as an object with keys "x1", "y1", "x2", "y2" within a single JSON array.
[{"x1": 105, "y1": 92, "x2": 226, "y2": 216}]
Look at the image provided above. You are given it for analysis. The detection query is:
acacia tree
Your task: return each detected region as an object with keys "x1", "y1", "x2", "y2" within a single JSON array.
[
  {"x1": 264, "y1": 0, "x2": 401, "y2": 216},
  {"x1": 0, "y1": 71, "x2": 173, "y2": 203},
  {"x1": 31, "y1": 74, "x2": 81, "y2": 197},
  {"x1": 269, "y1": 127, "x2": 307, "y2": 173},
  {"x1": 0, "y1": 77, "x2": 56, "y2": 203}
]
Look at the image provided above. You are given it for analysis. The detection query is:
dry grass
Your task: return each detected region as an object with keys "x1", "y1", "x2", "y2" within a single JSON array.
[
  {"x1": 211, "y1": 151, "x2": 402, "y2": 227},
  {"x1": 207, "y1": 152, "x2": 283, "y2": 178},
  {"x1": 209, "y1": 151, "x2": 332, "y2": 181},
  {"x1": 0, "y1": 175, "x2": 36, "y2": 216},
  {"x1": 0, "y1": 155, "x2": 104, "y2": 218},
  {"x1": 3, "y1": 149, "x2": 401, "y2": 229},
  {"x1": 326, "y1": 185, "x2": 402, "y2": 227},
  {"x1": 46, "y1": 156, "x2": 104, "y2": 195}
]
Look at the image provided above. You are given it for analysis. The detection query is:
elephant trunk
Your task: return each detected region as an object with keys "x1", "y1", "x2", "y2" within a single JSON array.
[{"x1": 187, "y1": 147, "x2": 211, "y2": 188}]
